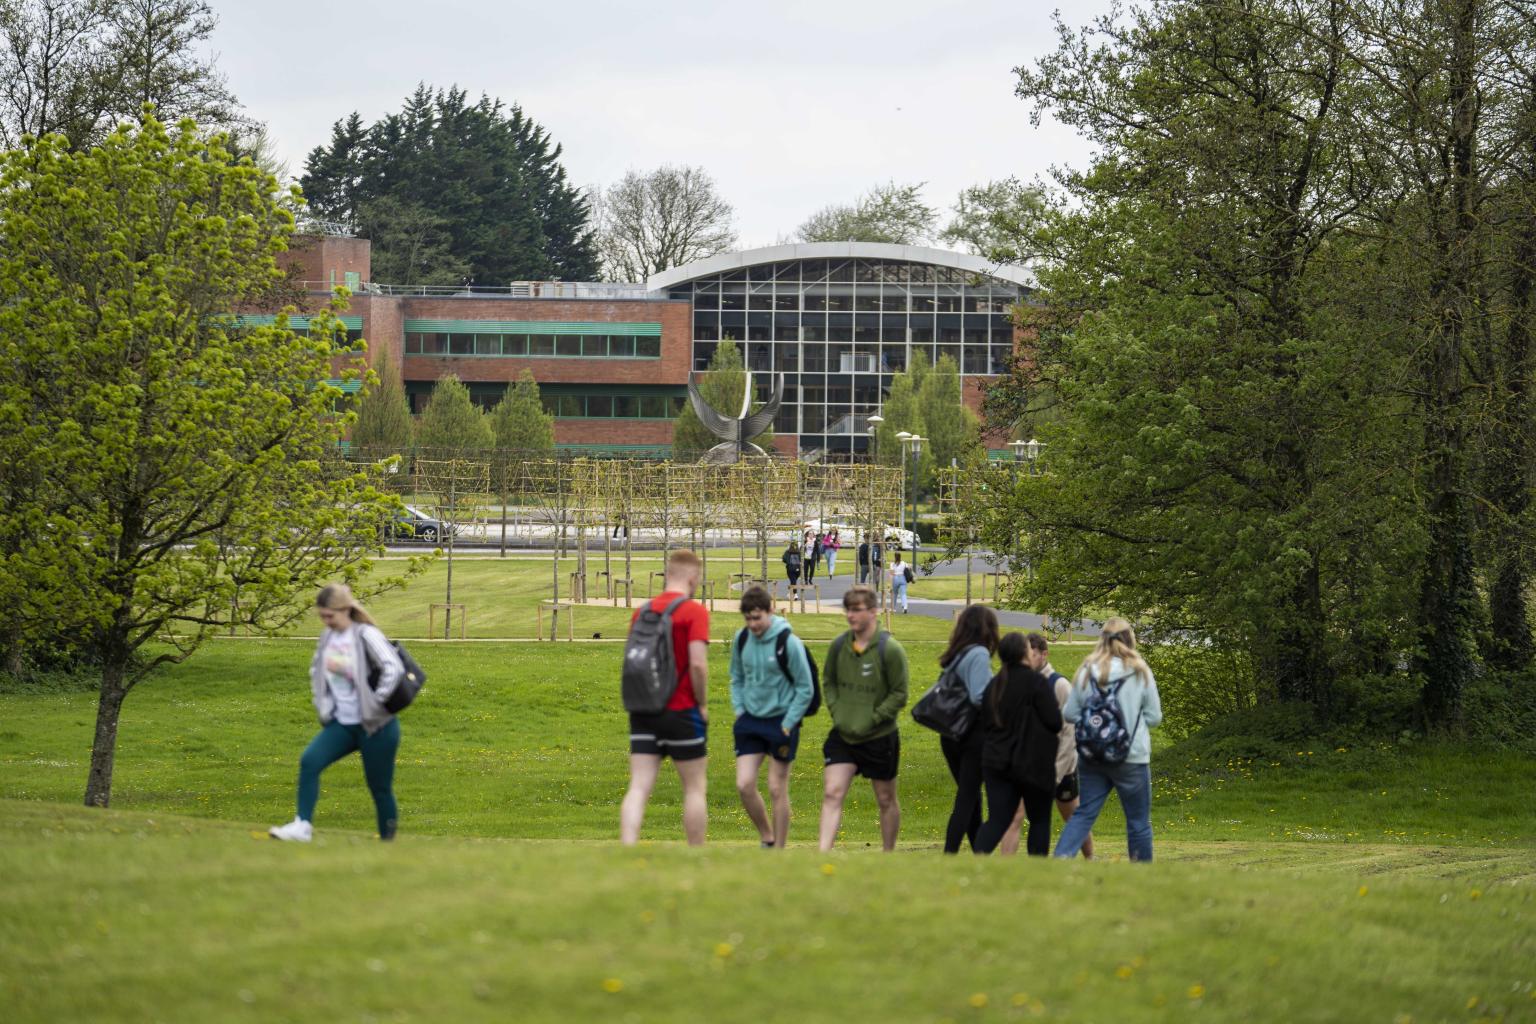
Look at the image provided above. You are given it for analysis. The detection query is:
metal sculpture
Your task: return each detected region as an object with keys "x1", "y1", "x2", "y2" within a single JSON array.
[{"x1": 687, "y1": 370, "x2": 784, "y2": 464}]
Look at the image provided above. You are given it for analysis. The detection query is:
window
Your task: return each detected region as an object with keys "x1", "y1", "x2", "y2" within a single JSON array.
[
  {"x1": 639, "y1": 396, "x2": 667, "y2": 418},
  {"x1": 530, "y1": 335, "x2": 556, "y2": 356},
  {"x1": 449, "y1": 334, "x2": 474, "y2": 355},
  {"x1": 582, "y1": 336, "x2": 608, "y2": 357},
  {"x1": 556, "y1": 395, "x2": 583, "y2": 417},
  {"x1": 504, "y1": 334, "x2": 528, "y2": 355},
  {"x1": 405, "y1": 333, "x2": 423, "y2": 354},
  {"x1": 610, "y1": 335, "x2": 635, "y2": 357},
  {"x1": 475, "y1": 335, "x2": 501, "y2": 356},
  {"x1": 587, "y1": 396, "x2": 613, "y2": 417},
  {"x1": 636, "y1": 337, "x2": 661, "y2": 358}
]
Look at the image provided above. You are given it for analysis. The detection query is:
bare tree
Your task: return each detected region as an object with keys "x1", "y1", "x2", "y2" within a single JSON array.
[{"x1": 594, "y1": 165, "x2": 736, "y2": 282}]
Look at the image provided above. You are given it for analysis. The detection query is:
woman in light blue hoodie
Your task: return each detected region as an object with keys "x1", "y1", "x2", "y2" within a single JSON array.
[
  {"x1": 1054, "y1": 617, "x2": 1163, "y2": 861},
  {"x1": 729, "y1": 585, "x2": 816, "y2": 848}
]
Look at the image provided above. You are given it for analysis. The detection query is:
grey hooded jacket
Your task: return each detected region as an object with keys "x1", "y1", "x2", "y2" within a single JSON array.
[{"x1": 309, "y1": 623, "x2": 404, "y2": 735}]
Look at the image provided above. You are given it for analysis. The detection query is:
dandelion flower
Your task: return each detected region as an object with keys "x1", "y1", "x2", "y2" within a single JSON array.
[
  {"x1": 820, "y1": 863, "x2": 837, "y2": 876},
  {"x1": 714, "y1": 942, "x2": 735, "y2": 959},
  {"x1": 968, "y1": 993, "x2": 989, "y2": 1008},
  {"x1": 601, "y1": 978, "x2": 624, "y2": 993},
  {"x1": 1187, "y1": 985, "x2": 1206, "y2": 1000}
]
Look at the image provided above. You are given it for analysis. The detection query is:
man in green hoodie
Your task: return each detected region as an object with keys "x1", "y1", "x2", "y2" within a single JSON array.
[
  {"x1": 730, "y1": 585, "x2": 815, "y2": 849},
  {"x1": 819, "y1": 584, "x2": 909, "y2": 851}
]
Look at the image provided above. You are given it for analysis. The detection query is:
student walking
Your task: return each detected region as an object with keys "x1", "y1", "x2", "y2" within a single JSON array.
[
  {"x1": 269, "y1": 583, "x2": 406, "y2": 843},
  {"x1": 857, "y1": 537, "x2": 871, "y2": 583},
  {"x1": 824, "y1": 529, "x2": 841, "y2": 578},
  {"x1": 891, "y1": 552, "x2": 913, "y2": 612},
  {"x1": 974, "y1": 633, "x2": 1063, "y2": 855},
  {"x1": 782, "y1": 540, "x2": 803, "y2": 588},
  {"x1": 819, "y1": 585, "x2": 909, "y2": 851},
  {"x1": 620, "y1": 550, "x2": 712, "y2": 846},
  {"x1": 806, "y1": 531, "x2": 822, "y2": 583},
  {"x1": 935, "y1": 604, "x2": 1000, "y2": 853},
  {"x1": 730, "y1": 585, "x2": 816, "y2": 848},
  {"x1": 1001, "y1": 633, "x2": 1095, "y2": 858},
  {"x1": 1053, "y1": 618, "x2": 1163, "y2": 861},
  {"x1": 870, "y1": 539, "x2": 884, "y2": 589}
]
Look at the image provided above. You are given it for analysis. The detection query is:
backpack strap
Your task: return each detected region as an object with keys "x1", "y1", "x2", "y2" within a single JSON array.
[
  {"x1": 774, "y1": 630, "x2": 791, "y2": 679},
  {"x1": 735, "y1": 628, "x2": 748, "y2": 657}
]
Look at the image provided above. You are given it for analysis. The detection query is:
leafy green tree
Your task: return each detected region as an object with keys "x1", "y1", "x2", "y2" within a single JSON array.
[
  {"x1": 940, "y1": 177, "x2": 1049, "y2": 264},
  {"x1": 351, "y1": 349, "x2": 414, "y2": 453},
  {"x1": 797, "y1": 182, "x2": 936, "y2": 244},
  {"x1": 301, "y1": 85, "x2": 599, "y2": 284},
  {"x1": 0, "y1": 115, "x2": 406, "y2": 805},
  {"x1": 919, "y1": 354, "x2": 982, "y2": 475},
  {"x1": 671, "y1": 340, "x2": 773, "y2": 460},
  {"x1": 872, "y1": 352, "x2": 935, "y2": 489},
  {"x1": 490, "y1": 370, "x2": 555, "y2": 454},
  {"x1": 416, "y1": 373, "x2": 493, "y2": 455}
]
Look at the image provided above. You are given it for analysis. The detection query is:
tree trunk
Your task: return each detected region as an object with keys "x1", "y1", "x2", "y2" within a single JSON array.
[
  {"x1": 1271, "y1": 562, "x2": 1332, "y2": 707},
  {"x1": 84, "y1": 662, "x2": 128, "y2": 807}
]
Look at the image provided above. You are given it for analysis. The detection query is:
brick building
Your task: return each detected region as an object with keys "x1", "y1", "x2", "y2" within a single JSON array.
[{"x1": 281, "y1": 234, "x2": 1032, "y2": 457}]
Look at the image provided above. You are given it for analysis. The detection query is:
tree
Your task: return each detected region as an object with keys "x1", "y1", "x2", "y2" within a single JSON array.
[
  {"x1": 0, "y1": 0, "x2": 239, "y2": 150},
  {"x1": 594, "y1": 165, "x2": 736, "y2": 282},
  {"x1": 490, "y1": 370, "x2": 555, "y2": 454},
  {"x1": 940, "y1": 177, "x2": 1049, "y2": 264},
  {"x1": 919, "y1": 354, "x2": 982, "y2": 474},
  {"x1": 351, "y1": 349, "x2": 414, "y2": 453},
  {"x1": 416, "y1": 374, "x2": 493, "y2": 454},
  {"x1": 0, "y1": 115, "x2": 406, "y2": 805},
  {"x1": 796, "y1": 181, "x2": 937, "y2": 244},
  {"x1": 872, "y1": 352, "x2": 935, "y2": 490},
  {"x1": 671, "y1": 340, "x2": 773, "y2": 460},
  {"x1": 300, "y1": 86, "x2": 600, "y2": 285}
]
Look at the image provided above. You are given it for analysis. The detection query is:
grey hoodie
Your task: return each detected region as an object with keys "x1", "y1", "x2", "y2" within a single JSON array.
[{"x1": 309, "y1": 623, "x2": 404, "y2": 735}]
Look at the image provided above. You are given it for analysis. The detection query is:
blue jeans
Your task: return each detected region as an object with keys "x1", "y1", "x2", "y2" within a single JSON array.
[
  {"x1": 826, "y1": 551, "x2": 838, "y2": 576},
  {"x1": 892, "y1": 577, "x2": 908, "y2": 610},
  {"x1": 1054, "y1": 760, "x2": 1152, "y2": 861}
]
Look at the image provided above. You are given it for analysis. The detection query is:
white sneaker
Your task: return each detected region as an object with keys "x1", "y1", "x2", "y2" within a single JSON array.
[{"x1": 268, "y1": 817, "x2": 313, "y2": 842}]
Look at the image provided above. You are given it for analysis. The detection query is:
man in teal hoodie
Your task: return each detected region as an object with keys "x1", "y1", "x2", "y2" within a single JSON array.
[
  {"x1": 730, "y1": 585, "x2": 816, "y2": 848},
  {"x1": 819, "y1": 584, "x2": 909, "y2": 851}
]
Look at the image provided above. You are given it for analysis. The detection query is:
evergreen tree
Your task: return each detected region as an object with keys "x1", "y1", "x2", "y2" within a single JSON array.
[
  {"x1": 300, "y1": 85, "x2": 599, "y2": 285},
  {"x1": 350, "y1": 350, "x2": 414, "y2": 453},
  {"x1": 873, "y1": 352, "x2": 934, "y2": 488},
  {"x1": 490, "y1": 370, "x2": 555, "y2": 454},
  {"x1": 671, "y1": 340, "x2": 773, "y2": 460},
  {"x1": 416, "y1": 374, "x2": 492, "y2": 455}
]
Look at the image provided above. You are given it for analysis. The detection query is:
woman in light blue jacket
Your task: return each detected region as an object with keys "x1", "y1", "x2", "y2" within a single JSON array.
[
  {"x1": 269, "y1": 583, "x2": 404, "y2": 843},
  {"x1": 1054, "y1": 617, "x2": 1163, "y2": 861}
]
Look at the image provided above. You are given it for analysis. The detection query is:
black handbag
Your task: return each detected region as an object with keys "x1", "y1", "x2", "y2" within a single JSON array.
[
  {"x1": 363, "y1": 634, "x2": 426, "y2": 714},
  {"x1": 911, "y1": 664, "x2": 976, "y2": 740}
]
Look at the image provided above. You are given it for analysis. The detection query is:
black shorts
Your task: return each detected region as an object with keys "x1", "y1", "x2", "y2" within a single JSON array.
[
  {"x1": 734, "y1": 714, "x2": 801, "y2": 762},
  {"x1": 1055, "y1": 769, "x2": 1080, "y2": 802},
  {"x1": 823, "y1": 729, "x2": 900, "y2": 781},
  {"x1": 629, "y1": 707, "x2": 708, "y2": 761}
]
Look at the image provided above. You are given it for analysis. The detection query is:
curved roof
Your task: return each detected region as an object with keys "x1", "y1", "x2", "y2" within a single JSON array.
[{"x1": 646, "y1": 241, "x2": 1033, "y2": 292}]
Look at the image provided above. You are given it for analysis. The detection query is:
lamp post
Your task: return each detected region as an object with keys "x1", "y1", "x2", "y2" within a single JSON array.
[
  {"x1": 895, "y1": 431, "x2": 912, "y2": 540},
  {"x1": 867, "y1": 413, "x2": 883, "y2": 463},
  {"x1": 1025, "y1": 438, "x2": 1041, "y2": 474},
  {"x1": 905, "y1": 434, "x2": 923, "y2": 567}
]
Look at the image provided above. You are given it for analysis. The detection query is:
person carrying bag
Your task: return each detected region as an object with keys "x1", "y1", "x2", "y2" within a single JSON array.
[{"x1": 973, "y1": 633, "x2": 1063, "y2": 854}]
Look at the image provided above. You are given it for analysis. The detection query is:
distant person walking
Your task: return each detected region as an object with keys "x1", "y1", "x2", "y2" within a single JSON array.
[
  {"x1": 936, "y1": 604, "x2": 999, "y2": 854},
  {"x1": 782, "y1": 540, "x2": 803, "y2": 589},
  {"x1": 730, "y1": 585, "x2": 815, "y2": 848},
  {"x1": 806, "y1": 531, "x2": 822, "y2": 583},
  {"x1": 974, "y1": 632, "x2": 1063, "y2": 855},
  {"x1": 870, "y1": 539, "x2": 884, "y2": 591},
  {"x1": 857, "y1": 536, "x2": 871, "y2": 583},
  {"x1": 1053, "y1": 618, "x2": 1163, "y2": 861},
  {"x1": 824, "y1": 528, "x2": 841, "y2": 578},
  {"x1": 891, "y1": 551, "x2": 912, "y2": 612},
  {"x1": 620, "y1": 550, "x2": 712, "y2": 846},
  {"x1": 819, "y1": 585, "x2": 909, "y2": 851},
  {"x1": 269, "y1": 583, "x2": 405, "y2": 843},
  {"x1": 1001, "y1": 633, "x2": 1094, "y2": 858}
]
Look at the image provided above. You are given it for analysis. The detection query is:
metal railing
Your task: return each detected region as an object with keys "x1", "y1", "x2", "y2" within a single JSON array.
[{"x1": 294, "y1": 280, "x2": 662, "y2": 300}]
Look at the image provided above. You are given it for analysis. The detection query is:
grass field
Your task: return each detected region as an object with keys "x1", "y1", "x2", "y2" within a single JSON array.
[{"x1": 4, "y1": 639, "x2": 1534, "y2": 1022}]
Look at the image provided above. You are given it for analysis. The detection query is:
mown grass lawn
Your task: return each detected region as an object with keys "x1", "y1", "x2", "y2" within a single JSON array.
[{"x1": 0, "y1": 800, "x2": 1532, "y2": 1024}]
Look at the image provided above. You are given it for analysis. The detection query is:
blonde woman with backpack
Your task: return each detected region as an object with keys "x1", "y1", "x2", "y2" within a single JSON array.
[{"x1": 1053, "y1": 618, "x2": 1163, "y2": 861}]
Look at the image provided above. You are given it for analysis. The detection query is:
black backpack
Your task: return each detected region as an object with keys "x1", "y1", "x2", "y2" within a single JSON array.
[
  {"x1": 621, "y1": 595, "x2": 689, "y2": 713},
  {"x1": 362, "y1": 631, "x2": 426, "y2": 714},
  {"x1": 735, "y1": 628, "x2": 822, "y2": 717}
]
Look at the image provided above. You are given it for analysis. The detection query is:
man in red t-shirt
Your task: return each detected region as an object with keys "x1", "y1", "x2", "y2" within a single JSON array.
[{"x1": 620, "y1": 549, "x2": 711, "y2": 845}]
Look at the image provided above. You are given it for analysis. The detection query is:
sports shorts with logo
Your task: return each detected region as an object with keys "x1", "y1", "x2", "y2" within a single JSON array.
[
  {"x1": 733, "y1": 713, "x2": 801, "y2": 763},
  {"x1": 1054, "y1": 769, "x2": 1080, "y2": 802},
  {"x1": 629, "y1": 707, "x2": 708, "y2": 761},
  {"x1": 822, "y1": 728, "x2": 900, "y2": 781}
]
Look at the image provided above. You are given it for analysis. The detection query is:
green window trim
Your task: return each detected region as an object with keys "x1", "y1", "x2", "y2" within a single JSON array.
[
  {"x1": 403, "y1": 319, "x2": 661, "y2": 336},
  {"x1": 403, "y1": 331, "x2": 661, "y2": 359},
  {"x1": 232, "y1": 314, "x2": 364, "y2": 330}
]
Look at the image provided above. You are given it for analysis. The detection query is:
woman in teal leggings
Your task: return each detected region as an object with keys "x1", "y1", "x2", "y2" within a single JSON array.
[{"x1": 270, "y1": 583, "x2": 405, "y2": 843}]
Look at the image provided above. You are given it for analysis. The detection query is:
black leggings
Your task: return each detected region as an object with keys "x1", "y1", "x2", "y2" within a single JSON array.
[
  {"x1": 941, "y1": 730, "x2": 984, "y2": 853},
  {"x1": 976, "y1": 771, "x2": 1054, "y2": 855}
]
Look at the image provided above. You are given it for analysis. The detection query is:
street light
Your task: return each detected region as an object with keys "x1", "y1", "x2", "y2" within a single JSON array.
[
  {"x1": 1025, "y1": 438, "x2": 1041, "y2": 474},
  {"x1": 867, "y1": 414, "x2": 883, "y2": 462},
  {"x1": 905, "y1": 434, "x2": 924, "y2": 567}
]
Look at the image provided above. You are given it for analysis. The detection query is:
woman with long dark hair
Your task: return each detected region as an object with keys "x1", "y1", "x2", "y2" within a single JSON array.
[
  {"x1": 975, "y1": 633, "x2": 1062, "y2": 854},
  {"x1": 935, "y1": 604, "x2": 1000, "y2": 853}
]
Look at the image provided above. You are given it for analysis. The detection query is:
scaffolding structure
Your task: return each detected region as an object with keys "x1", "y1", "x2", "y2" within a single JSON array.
[{"x1": 937, "y1": 464, "x2": 982, "y2": 606}]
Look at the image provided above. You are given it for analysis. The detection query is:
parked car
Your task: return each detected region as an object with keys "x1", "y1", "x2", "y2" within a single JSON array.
[{"x1": 389, "y1": 505, "x2": 455, "y2": 543}]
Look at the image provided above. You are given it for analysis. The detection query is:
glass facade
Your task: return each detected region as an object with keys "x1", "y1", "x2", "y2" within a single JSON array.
[{"x1": 666, "y1": 257, "x2": 1024, "y2": 453}]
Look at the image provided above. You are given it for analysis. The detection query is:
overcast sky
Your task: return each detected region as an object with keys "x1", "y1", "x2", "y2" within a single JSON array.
[{"x1": 210, "y1": 0, "x2": 1114, "y2": 249}]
